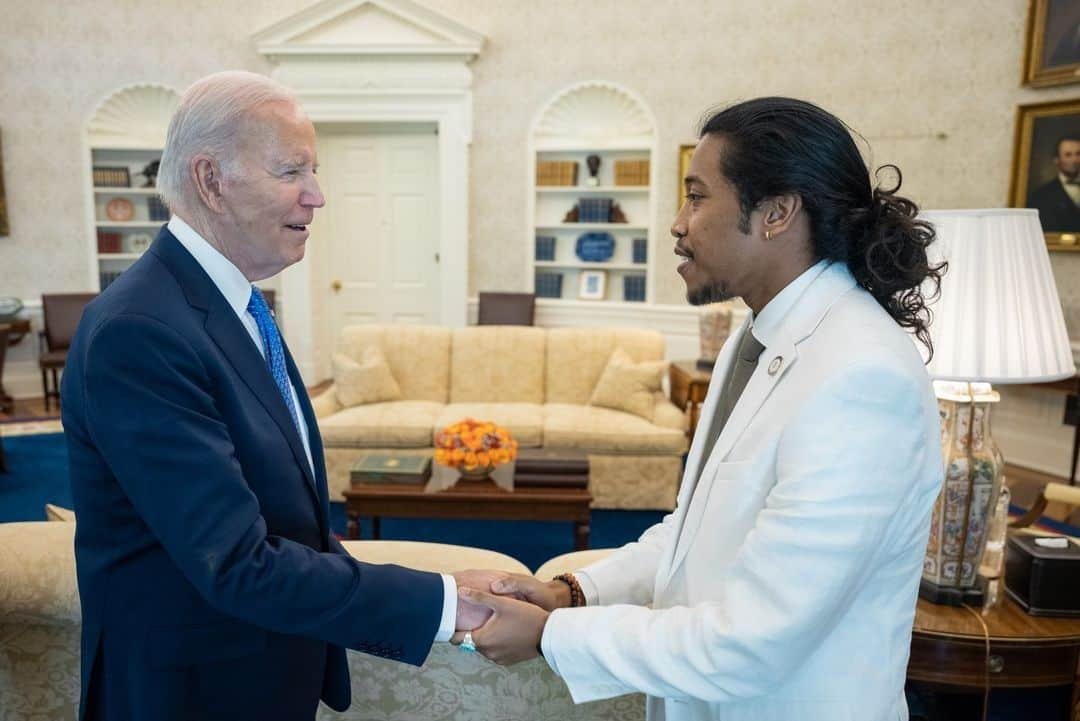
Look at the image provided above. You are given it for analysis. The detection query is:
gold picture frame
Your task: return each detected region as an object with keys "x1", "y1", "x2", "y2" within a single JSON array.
[
  {"x1": 1009, "y1": 98, "x2": 1080, "y2": 251},
  {"x1": 678, "y1": 143, "x2": 696, "y2": 209},
  {"x1": 1023, "y1": 0, "x2": 1080, "y2": 88},
  {"x1": 0, "y1": 129, "x2": 8, "y2": 236}
]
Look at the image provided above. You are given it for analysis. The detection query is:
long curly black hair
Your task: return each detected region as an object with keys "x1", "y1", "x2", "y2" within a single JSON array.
[{"x1": 700, "y1": 97, "x2": 946, "y2": 359}]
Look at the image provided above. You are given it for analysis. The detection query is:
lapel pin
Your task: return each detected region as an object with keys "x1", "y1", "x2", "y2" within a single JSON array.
[{"x1": 768, "y1": 356, "x2": 783, "y2": 375}]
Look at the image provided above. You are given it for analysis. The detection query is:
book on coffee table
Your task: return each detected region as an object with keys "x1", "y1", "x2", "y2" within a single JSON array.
[
  {"x1": 514, "y1": 449, "x2": 589, "y2": 476},
  {"x1": 350, "y1": 453, "x2": 432, "y2": 485}
]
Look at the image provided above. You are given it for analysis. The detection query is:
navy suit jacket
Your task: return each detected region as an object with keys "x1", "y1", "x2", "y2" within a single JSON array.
[{"x1": 61, "y1": 227, "x2": 444, "y2": 721}]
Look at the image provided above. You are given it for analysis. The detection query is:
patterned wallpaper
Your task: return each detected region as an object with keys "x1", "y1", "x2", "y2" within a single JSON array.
[{"x1": 1, "y1": 0, "x2": 1078, "y2": 337}]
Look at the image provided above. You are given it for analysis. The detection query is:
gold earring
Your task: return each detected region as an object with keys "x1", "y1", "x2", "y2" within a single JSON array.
[{"x1": 765, "y1": 229, "x2": 772, "y2": 241}]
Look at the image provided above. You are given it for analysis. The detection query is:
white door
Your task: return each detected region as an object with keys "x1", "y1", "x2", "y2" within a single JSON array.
[{"x1": 316, "y1": 126, "x2": 440, "y2": 340}]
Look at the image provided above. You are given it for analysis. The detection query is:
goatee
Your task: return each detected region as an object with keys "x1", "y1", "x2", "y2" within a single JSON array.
[{"x1": 687, "y1": 282, "x2": 732, "y2": 306}]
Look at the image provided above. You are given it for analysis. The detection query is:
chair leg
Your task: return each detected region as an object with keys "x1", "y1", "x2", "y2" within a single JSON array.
[
  {"x1": 50, "y1": 369, "x2": 60, "y2": 410},
  {"x1": 40, "y1": 367, "x2": 49, "y2": 411}
]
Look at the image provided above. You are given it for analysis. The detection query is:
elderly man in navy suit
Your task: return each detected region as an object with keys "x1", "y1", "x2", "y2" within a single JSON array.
[{"x1": 62, "y1": 71, "x2": 492, "y2": 721}]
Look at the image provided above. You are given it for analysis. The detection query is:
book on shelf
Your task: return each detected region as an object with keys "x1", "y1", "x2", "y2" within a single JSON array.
[
  {"x1": 350, "y1": 453, "x2": 432, "y2": 484},
  {"x1": 536, "y1": 160, "x2": 578, "y2": 186},
  {"x1": 534, "y1": 272, "x2": 563, "y2": 299},
  {"x1": 614, "y1": 159, "x2": 649, "y2": 186}
]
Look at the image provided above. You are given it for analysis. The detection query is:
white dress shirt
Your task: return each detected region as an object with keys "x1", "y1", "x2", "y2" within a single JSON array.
[
  {"x1": 1059, "y1": 173, "x2": 1080, "y2": 207},
  {"x1": 167, "y1": 216, "x2": 457, "y2": 642}
]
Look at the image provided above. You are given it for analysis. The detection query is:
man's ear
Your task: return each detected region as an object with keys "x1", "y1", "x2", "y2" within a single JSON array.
[
  {"x1": 191, "y1": 154, "x2": 226, "y2": 213},
  {"x1": 761, "y1": 193, "x2": 801, "y2": 239}
]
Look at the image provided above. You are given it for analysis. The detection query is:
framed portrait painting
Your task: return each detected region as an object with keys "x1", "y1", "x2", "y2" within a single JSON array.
[
  {"x1": 1009, "y1": 98, "x2": 1080, "y2": 250},
  {"x1": 1024, "y1": 0, "x2": 1080, "y2": 87},
  {"x1": 578, "y1": 270, "x2": 607, "y2": 300},
  {"x1": 0, "y1": 129, "x2": 8, "y2": 236},
  {"x1": 678, "y1": 144, "x2": 695, "y2": 209}
]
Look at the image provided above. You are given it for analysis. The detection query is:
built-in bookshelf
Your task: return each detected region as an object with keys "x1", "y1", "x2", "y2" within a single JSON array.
[
  {"x1": 84, "y1": 84, "x2": 179, "y2": 291},
  {"x1": 527, "y1": 82, "x2": 657, "y2": 304}
]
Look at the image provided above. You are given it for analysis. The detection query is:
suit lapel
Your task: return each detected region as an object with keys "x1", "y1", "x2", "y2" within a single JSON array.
[
  {"x1": 283, "y1": 343, "x2": 329, "y2": 525},
  {"x1": 662, "y1": 262, "x2": 859, "y2": 584},
  {"x1": 150, "y1": 229, "x2": 320, "y2": 505}
]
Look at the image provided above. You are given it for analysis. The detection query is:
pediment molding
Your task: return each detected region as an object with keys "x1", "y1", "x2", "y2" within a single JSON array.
[{"x1": 253, "y1": 0, "x2": 483, "y2": 59}]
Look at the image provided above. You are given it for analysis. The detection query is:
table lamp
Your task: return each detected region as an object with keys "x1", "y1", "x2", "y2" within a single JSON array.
[{"x1": 918, "y1": 208, "x2": 1075, "y2": 605}]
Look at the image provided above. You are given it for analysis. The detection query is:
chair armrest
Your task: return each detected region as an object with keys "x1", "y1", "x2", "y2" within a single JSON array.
[
  {"x1": 0, "y1": 522, "x2": 80, "y2": 626},
  {"x1": 652, "y1": 393, "x2": 687, "y2": 431},
  {"x1": 310, "y1": 384, "x2": 342, "y2": 419}
]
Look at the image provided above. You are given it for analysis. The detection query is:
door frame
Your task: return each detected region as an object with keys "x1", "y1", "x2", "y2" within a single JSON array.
[
  {"x1": 314, "y1": 123, "x2": 441, "y2": 378},
  {"x1": 277, "y1": 92, "x2": 471, "y2": 381}
]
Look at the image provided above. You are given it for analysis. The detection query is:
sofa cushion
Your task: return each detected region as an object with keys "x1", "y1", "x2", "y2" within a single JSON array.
[
  {"x1": 588, "y1": 347, "x2": 665, "y2": 422},
  {"x1": 337, "y1": 325, "x2": 451, "y2": 402},
  {"x1": 545, "y1": 328, "x2": 666, "y2": 404},
  {"x1": 543, "y1": 403, "x2": 687, "y2": 453},
  {"x1": 449, "y1": 327, "x2": 546, "y2": 404},
  {"x1": 319, "y1": 401, "x2": 444, "y2": 448},
  {"x1": 434, "y1": 403, "x2": 544, "y2": 448},
  {"x1": 332, "y1": 348, "x2": 402, "y2": 407},
  {"x1": 342, "y1": 540, "x2": 531, "y2": 575}
]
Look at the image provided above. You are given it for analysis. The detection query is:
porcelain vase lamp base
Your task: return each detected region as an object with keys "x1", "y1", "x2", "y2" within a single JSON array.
[{"x1": 920, "y1": 381, "x2": 1005, "y2": 607}]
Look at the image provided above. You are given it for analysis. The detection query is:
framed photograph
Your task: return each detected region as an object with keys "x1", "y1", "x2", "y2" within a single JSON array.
[
  {"x1": 678, "y1": 144, "x2": 695, "y2": 208},
  {"x1": 1009, "y1": 98, "x2": 1080, "y2": 250},
  {"x1": 0, "y1": 129, "x2": 8, "y2": 236},
  {"x1": 578, "y1": 269, "x2": 607, "y2": 300},
  {"x1": 1024, "y1": 0, "x2": 1080, "y2": 87}
]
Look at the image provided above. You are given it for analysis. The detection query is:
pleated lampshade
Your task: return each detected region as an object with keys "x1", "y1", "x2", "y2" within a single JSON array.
[{"x1": 918, "y1": 208, "x2": 1074, "y2": 384}]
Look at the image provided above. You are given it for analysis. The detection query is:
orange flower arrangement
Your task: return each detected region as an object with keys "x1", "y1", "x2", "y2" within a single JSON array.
[{"x1": 434, "y1": 418, "x2": 518, "y2": 471}]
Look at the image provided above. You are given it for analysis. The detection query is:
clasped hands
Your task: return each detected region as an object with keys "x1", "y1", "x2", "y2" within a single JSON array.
[{"x1": 452, "y1": 569, "x2": 573, "y2": 665}]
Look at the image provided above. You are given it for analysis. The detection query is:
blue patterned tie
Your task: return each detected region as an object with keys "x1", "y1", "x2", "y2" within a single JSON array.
[{"x1": 247, "y1": 287, "x2": 303, "y2": 440}]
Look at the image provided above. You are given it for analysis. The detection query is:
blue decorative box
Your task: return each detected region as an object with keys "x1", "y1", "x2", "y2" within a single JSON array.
[
  {"x1": 575, "y1": 232, "x2": 615, "y2": 262},
  {"x1": 578, "y1": 197, "x2": 613, "y2": 223},
  {"x1": 632, "y1": 237, "x2": 647, "y2": 264},
  {"x1": 535, "y1": 272, "x2": 564, "y2": 299},
  {"x1": 623, "y1": 275, "x2": 646, "y2": 302},
  {"x1": 535, "y1": 236, "x2": 556, "y2": 261}
]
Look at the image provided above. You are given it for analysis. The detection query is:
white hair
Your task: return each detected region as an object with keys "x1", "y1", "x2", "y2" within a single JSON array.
[{"x1": 158, "y1": 71, "x2": 299, "y2": 214}]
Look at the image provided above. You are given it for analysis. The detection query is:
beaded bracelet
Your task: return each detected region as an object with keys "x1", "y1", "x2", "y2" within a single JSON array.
[{"x1": 553, "y1": 572, "x2": 585, "y2": 608}]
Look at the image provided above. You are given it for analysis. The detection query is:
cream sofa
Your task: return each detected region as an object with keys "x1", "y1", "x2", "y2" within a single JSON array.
[
  {"x1": 0, "y1": 521, "x2": 634, "y2": 721},
  {"x1": 312, "y1": 326, "x2": 689, "y2": 510}
]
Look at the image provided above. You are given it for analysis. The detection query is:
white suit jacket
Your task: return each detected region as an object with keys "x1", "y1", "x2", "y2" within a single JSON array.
[{"x1": 542, "y1": 261, "x2": 943, "y2": 721}]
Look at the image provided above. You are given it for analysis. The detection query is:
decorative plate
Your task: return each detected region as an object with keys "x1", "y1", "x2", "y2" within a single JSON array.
[
  {"x1": 575, "y1": 232, "x2": 616, "y2": 262},
  {"x1": 105, "y1": 197, "x2": 135, "y2": 222}
]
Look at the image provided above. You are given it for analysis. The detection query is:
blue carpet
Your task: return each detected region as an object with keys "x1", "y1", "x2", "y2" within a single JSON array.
[
  {"x1": 0, "y1": 431, "x2": 661, "y2": 570},
  {"x1": 0, "y1": 433, "x2": 73, "y2": 522}
]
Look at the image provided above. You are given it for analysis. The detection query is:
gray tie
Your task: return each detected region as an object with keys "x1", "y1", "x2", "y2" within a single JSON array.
[{"x1": 699, "y1": 328, "x2": 766, "y2": 466}]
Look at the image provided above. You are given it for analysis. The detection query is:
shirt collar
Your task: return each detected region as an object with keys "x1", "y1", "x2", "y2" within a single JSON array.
[
  {"x1": 168, "y1": 215, "x2": 253, "y2": 318},
  {"x1": 749, "y1": 259, "x2": 832, "y2": 348}
]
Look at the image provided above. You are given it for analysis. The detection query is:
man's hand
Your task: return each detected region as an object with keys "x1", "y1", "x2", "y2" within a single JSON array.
[
  {"x1": 453, "y1": 569, "x2": 510, "y2": 631},
  {"x1": 490, "y1": 573, "x2": 572, "y2": 611},
  {"x1": 451, "y1": 587, "x2": 550, "y2": 665}
]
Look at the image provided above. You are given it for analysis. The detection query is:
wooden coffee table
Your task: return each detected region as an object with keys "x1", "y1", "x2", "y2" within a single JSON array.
[
  {"x1": 908, "y1": 596, "x2": 1080, "y2": 718},
  {"x1": 342, "y1": 475, "x2": 593, "y2": 550}
]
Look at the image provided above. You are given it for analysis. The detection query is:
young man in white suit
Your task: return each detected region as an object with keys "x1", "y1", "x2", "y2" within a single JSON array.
[{"x1": 454, "y1": 97, "x2": 947, "y2": 721}]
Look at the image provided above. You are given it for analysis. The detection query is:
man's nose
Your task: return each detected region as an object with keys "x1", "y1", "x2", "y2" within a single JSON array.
[{"x1": 302, "y1": 176, "x2": 325, "y2": 208}]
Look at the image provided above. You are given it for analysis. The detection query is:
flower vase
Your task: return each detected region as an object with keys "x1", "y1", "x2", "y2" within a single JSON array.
[{"x1": 459, "y1": 465, "x2": 495, "y2": 481}]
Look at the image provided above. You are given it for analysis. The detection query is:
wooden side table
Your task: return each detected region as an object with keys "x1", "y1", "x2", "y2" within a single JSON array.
[
  {"x1": 0, "y1": 319, "x2": 31, "y2": 415},
  {"x1": 908, "y1": 596, "x2": 1080, "y2": 719},
  {"x1": 669, "y1": 360, "x2": 712, "y2": 438}
]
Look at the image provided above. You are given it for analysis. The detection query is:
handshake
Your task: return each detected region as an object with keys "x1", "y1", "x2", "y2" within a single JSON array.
[{"x1": 451, "y1": 569, "x2": 577, "y2": 665}]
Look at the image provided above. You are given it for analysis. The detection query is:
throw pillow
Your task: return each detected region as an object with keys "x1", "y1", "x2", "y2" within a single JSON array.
[
  {"x1": 45, "y1": 503, "x2": 76, "y2": 522},
  {"x1": 588, "y1": 347, "x2": 665, "y2": 422},
  {"x1": 333, "y1": 347, "x2": 403, "y2": 407}
]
